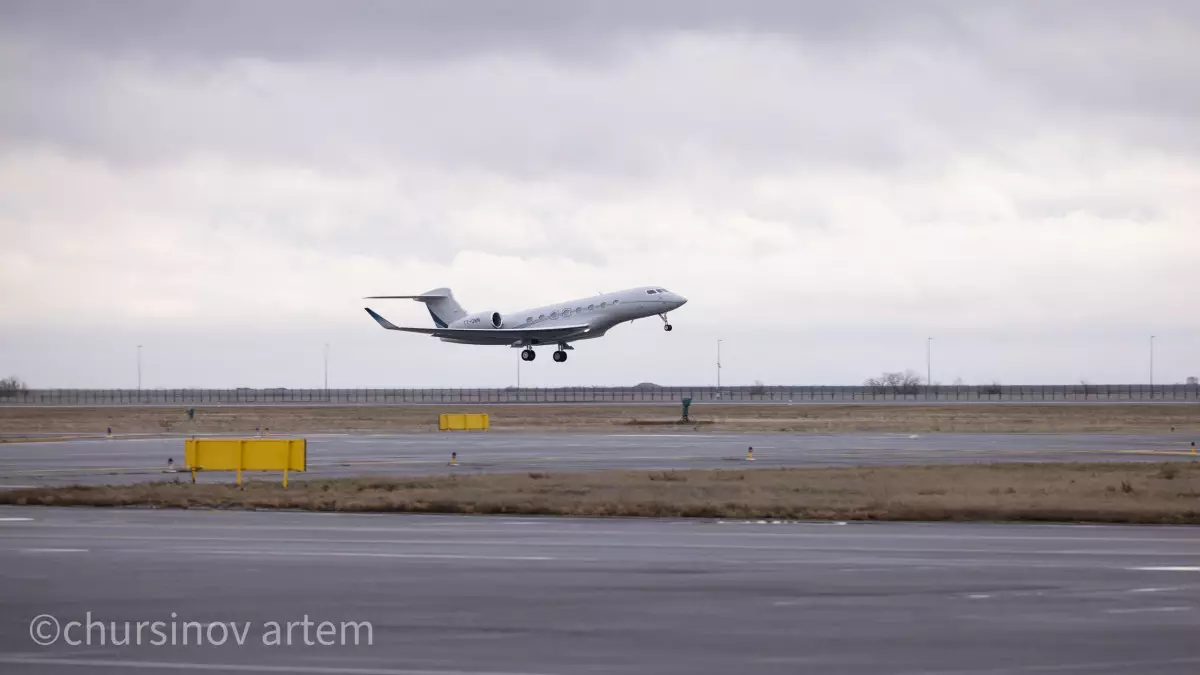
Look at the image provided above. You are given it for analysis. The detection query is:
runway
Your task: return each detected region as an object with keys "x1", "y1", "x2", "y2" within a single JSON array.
[
  {"x1": 2, "y1": 507, "x2": 1199, "y2": 674},
  {"x1": 0, "y1": 432, "x2": 1196, "y2": 487}
]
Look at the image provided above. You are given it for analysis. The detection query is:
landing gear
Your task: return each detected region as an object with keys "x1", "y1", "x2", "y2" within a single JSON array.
[
  {"x1": 659, "y1": 313, "x2": 673, "y2": 332},
  {"x1": 523, "y1": 344, "x2": 571, "y2": 362},
  {"x1": 552, "y1": 342, "x2": 571, "y2": 363}
]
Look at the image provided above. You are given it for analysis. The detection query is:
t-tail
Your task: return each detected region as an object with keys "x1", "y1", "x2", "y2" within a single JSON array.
[{"x1": 363, "y1": 288, "x2": 466, "y2": 328}]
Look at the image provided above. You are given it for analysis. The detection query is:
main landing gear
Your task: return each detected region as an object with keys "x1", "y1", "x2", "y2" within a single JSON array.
[
  {"x1": 521, "y1": 344, "x2": 571, "y2": 362},
  {"x1": 659, "y1": 313, "x2": 673, "y2": 332},
  {"x1": 552, "y1": 342, "x2": 570, "y2": 363}
]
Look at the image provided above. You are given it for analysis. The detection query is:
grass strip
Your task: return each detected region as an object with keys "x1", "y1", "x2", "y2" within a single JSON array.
[{"x1": 3, "y1": 462, "x2": 1200, "y2": 524}]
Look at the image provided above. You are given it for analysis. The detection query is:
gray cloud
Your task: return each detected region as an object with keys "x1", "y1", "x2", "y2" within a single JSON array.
[
  {"x1": 2, "y1": 1, "x2": 1197, "y2": 175},
  {"x1": 1, "y1": 1, "x2": 1197, "y2": 386},
  {"x1": 0, "y1": 1, "x2": 957, "y2": 63}
]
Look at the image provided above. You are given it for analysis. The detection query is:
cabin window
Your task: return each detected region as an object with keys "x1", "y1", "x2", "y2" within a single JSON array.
[
  {"x1": 612, "y1": 299, "x2": 619, "y2": 304},
  {"x1": 526, "y1": 317, "x2": 532, "y2": 323},
  {"x1": 600, "y1": 302, "x2": 607, "y2": 308},
  {"x1": 588, "y1": 304, "x2": 594, "y2": 310},
  {"x1": 538, "y1": 314, "x2": 545, "y2": 320},
  {"x1": 563, "y1": 308, "x2": 572, "y2": 317},
  {"x1": 550, "y1": 311, "x2": 559, "y2": 319},
  {"x1": 576, "y1": 307, "x2": 582, "y2": 312}
]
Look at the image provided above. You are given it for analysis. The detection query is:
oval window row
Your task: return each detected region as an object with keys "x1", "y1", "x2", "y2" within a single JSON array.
[{"x1": 528, "y1": 300, "x2": 617, "y2": 323}]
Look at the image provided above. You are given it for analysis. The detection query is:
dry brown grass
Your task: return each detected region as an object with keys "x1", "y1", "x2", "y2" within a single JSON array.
[
  {"x1": 5, "y1": 462, "x2": 1200, "y2": 524},
  {"x1": 2, "y1": 403, "x2": 1198, "y2": 437}
]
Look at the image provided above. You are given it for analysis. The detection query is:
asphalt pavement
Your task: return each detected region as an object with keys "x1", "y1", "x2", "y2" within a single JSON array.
[
  {"x1": 0, "y1": 432, "x2": 1197, "y2": 487},
  {"x1": 2, "y1": 507, "x2": 1199, "y2": 674}
]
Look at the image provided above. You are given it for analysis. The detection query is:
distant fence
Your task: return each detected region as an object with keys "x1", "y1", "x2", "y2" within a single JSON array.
[{"x1": 1, "y1": 385, "x2": 1197, "y2": 405}]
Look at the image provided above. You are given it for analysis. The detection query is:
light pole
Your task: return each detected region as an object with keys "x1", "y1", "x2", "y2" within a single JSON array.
[
  {"x1": 1150, "y1": 335, "x2": 1155, "y2": 388},
  {"x1": 136, "y1": 344, "x2": 143, "y2": 392},
  {"x1": 927, "y1": 337, "x2": 933, "y2": 388},
  {"x1": 716, "y1": 339, "x2": 723, "y2": 390}
]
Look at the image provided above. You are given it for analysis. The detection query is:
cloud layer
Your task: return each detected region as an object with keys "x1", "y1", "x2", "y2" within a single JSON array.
[{"x1": 1, "y1": 2, "x2": 1197, "y2": 386}]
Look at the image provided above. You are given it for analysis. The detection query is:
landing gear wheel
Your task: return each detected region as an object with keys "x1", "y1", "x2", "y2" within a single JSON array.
[
  {"x1": 521, "y1": 349, "x2": 536, "y2": 361},
  {"x1": 552, "y1": 350, "x2": 568, "y2": 363},
  {"x1": 663, "y1": 324, "x2": 673, "y2": 332}
]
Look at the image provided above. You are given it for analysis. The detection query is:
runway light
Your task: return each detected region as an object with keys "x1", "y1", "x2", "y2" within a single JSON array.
[
  {"x1": 451, "y1": 452, "x2": 457, "y2": 466},
  {"x1": 746, "y1": 446, "x2": 754, "y2": 461}
]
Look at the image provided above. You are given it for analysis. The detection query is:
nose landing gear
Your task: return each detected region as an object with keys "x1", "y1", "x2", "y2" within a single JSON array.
[{"x1": 659, "y1": 313, "x2": 673, "y2": 331}]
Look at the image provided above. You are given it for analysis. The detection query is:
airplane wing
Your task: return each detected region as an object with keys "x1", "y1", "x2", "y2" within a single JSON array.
[{"x1": 364, "y1": 308, "x2": 590, "y2": 342}]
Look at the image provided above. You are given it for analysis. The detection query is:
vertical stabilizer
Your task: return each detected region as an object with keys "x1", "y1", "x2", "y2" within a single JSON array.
[
  {"x1": 363, "y1": 288, "x2": 468, "y2": 328},
  {"x1": 418, "y1": 288, "x2": 466, "y2": 328}
]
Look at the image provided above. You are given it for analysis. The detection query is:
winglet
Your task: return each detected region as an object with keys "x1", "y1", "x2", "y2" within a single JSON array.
[{"x1": 364, "y1": 307, "x2": 400, "y2": 330}]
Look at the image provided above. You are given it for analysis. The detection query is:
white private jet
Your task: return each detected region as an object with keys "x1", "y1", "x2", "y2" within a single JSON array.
[{"x1": 364, "y1": 286, "x2": 687, "y2": 362}]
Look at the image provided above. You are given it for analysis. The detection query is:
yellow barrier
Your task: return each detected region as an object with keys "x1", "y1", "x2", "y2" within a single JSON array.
[
  {"x1": 438, "y1": 413, "x2": 489, "y2": 431},
  {"x1": 184, "y1": 438, "x2": 306, "y2": 486}
]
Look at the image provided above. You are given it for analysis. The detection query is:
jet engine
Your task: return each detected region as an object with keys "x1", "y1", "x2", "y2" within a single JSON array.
[{"x1": 454, "y1": 311, "x2": 503, "y2": 329}]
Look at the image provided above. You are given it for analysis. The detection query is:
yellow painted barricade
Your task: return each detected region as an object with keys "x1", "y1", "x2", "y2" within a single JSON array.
[
  {"x1": 184, "y1": 438, "x2": 306, "y2": 486},
  {"x1": 438, "y1": 413, "x2": 489, "y2": 431}
]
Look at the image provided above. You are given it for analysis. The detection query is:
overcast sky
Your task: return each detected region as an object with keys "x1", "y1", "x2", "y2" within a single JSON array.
[{"x1": 1, "y1": 0, "x2": 1197, "y2": 388}]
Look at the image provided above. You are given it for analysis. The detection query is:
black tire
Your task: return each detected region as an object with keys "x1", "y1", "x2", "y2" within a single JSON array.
[{"x1": 664, "y1": 324, "x2": 673, "y2": 332}]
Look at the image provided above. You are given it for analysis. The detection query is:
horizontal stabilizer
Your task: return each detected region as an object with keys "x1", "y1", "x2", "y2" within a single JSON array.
[{"x1": 363, "y1": 294, "x2": 448, "y2": 300}]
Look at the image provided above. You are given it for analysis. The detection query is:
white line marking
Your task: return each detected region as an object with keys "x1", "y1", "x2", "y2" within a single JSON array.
[
  {"x1": 0, "y1": 516, "x2": 34, "y2": 521},
  {"x1": 1130, "y1": 567, "x2": 1200, "y2": 572},
  {"x1": 1128, "y1": 587, "x2": 1183, "y2": 593},
  {"x1": 11, "y1": 532, "x2": 1200, "y2": 559},
  {"x1": 1105, "y1": 606, "x2": 1192, "y2": 614},
  {"x1": 62, "y1": 451, "x2": 167, "y2": 457},
  {"x1": 606, "y1": 434, "x2": 698, "y2": 438},
  {"x1": 19, "y1": 548, "x2": 88, "y2": 553},
  {"x1": 0, "y1": 657, "x2": 550, "y2": 675},
  {"x1": 967, "y1": 594, "x2": 992, "y2": 599},
  {"x1": 197, "y1": 549, "x2": 556, "y2": 561}
]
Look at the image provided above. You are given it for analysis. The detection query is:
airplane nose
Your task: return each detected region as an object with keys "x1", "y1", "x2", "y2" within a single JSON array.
[{"x1": 674, "y1": 294, "x2": 687, "y2": 308}]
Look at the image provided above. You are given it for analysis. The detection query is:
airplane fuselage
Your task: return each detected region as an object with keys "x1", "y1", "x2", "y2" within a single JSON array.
[
  {"x1": 439, "y1": 286, "x2": 686, "y2": 345},
  {"x1": 363, "y1": 285, "x2": 686, "y2": 361}
]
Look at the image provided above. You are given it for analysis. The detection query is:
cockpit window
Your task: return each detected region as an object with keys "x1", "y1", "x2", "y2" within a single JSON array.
[
  {"x1": 646, "y1": 289, "x2": 657, "y2": 294},
  {"x1": 657, "y1": 288, "x2": 667, "y2": 293}
]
